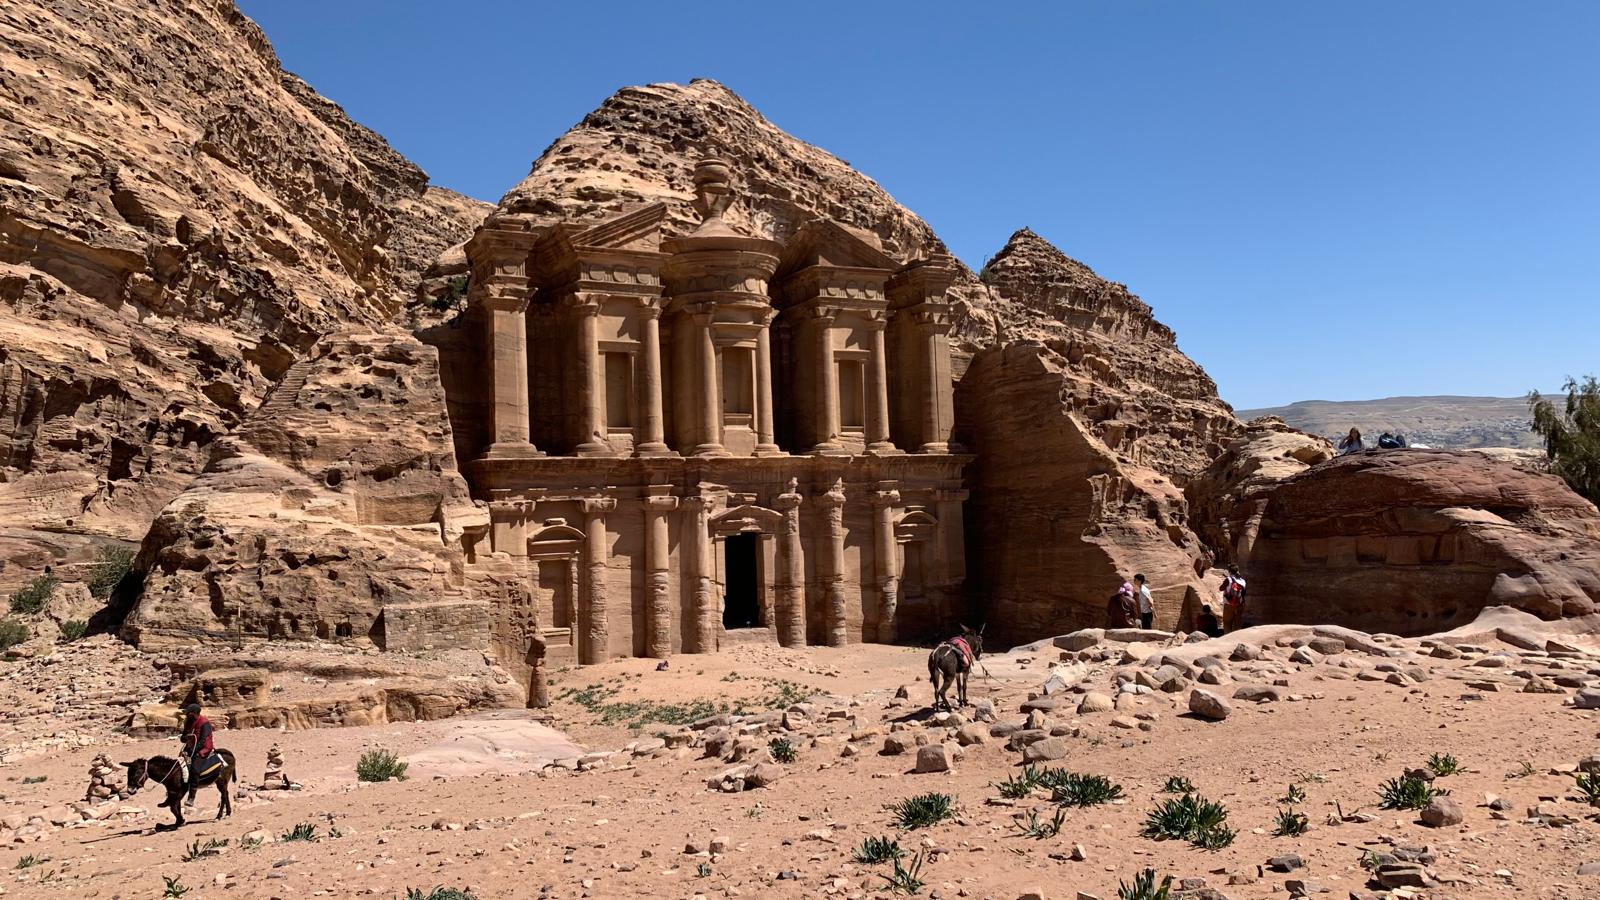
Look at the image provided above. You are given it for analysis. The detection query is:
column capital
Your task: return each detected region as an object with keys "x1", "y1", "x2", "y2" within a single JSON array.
[
  {"x1": 935, "y1": 488, "x2": 970, "y2": 503},
  {"x1": 815, "y1": 477, "x2": 848, "y2": 506},
  {"x1": 636, "y1": 301, "x2": 663, "y2": 321},
  {"x1": 581, "y1": 497, "x2": 617, "y2": 516},
  {"x1": 644, "y1": 495, "x2": 680, "y2": 512},
  {"x1": 488, "y1": 498, "x2": 536, "y2": 515},
  {"x1": 480, "y1": 282, "x2": 531, "y2": 314},
  {"x1": 563, "y1": 292, "x2": 604, "y2": 317},
  {"x1": 870, "y1": 483, "x2": 902, "y2": 507}
]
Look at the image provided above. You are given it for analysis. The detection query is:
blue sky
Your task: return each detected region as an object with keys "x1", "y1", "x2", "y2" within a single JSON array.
[{"x1": 239, "y1": 1, "x2": 1598, "y2": 409}]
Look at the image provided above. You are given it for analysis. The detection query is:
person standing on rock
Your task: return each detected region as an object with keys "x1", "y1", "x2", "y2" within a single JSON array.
[
  {"x1": 1134, "y1": 574, "x2": 1154, "y2": 630},
  {"x1": 1220, "y1": 566, "x2": 1248, "y2": 632}
]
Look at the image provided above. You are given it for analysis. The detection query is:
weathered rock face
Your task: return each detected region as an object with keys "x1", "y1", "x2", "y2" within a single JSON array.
[
  {"x1": 0, "y1": 0, "x2": 488, "y2": 562},
  {"x1": 1245, "y1": 449, "x2": 1600, "y2": 635},
  {"x1": 956, "y1": 343, "x2": 1214, "y2": 645},
  {"x1": 975, "y1": 229, "x2": 1240, "y2": 481},
  {"x1": 1185, "y1": 417, "x2": 1334, "y2": 566},
  {"x1": 122, "y1": 332, "x2": 488, "y2": 652}
]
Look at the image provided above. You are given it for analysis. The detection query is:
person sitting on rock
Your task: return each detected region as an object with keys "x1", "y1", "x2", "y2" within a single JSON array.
[
  {"x1": 1220, "y1": 566, "x2": 1248, "y2": 632},
  {"x1": 1338, "y1": 427, "x2": 1364, "y2": 455},
  {"x1": 179, "y1": 702, "x2": 219, "y2": 807},
  {"x1": 1134, "y1": 574, "x2": 1154, "y2": 630},
  {"x1": 1197, "y1": 604, "x2": 1223, "y2": 638}
]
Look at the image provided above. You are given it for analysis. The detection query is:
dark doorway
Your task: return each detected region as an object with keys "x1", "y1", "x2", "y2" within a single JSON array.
[{"x1": 723, "y1": 533, "x2": 761, "y2": 629}]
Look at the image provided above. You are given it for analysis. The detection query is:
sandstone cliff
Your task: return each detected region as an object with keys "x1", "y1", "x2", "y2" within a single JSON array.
[
  {"x1": 976, "y1": 228, "x2": 1239, "y2": 481},
  {"x1": 956, "y1": 343, "x2": 1214, "y2": 644},
  {"x1": 0, "y1": 0, "x2": 488, "y2": 579},
  {"x1": 1242, "y1": 449, "x2": 1600, "y2": 635},
  {"x1": 1185, "y1": 416, "x2": 1335, "y2": 566}
]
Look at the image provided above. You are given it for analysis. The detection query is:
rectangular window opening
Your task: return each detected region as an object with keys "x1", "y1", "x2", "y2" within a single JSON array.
[
  {"x1": 603, "y1": 352, "x2": 633, "y2": 430},
  {"x1": 722, "y1": 346, "x2": 754, "y2": 422},
  {"x1": 838, "y1": 359, "x2": 865, "y2": 429}
]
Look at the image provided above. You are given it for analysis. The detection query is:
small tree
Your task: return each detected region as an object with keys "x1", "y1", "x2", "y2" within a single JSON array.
[
  {"x1": 87, "y1": 546, "x2": 136, "y2": 599},
  {"x1": 1530, "y1": 376, "x2": 1600, "y2": 504}
]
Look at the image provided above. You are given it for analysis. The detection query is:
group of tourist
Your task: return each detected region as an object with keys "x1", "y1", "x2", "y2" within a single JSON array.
[
  {"x1": 1338, "y1": 427, "x2": 1411, "y2": 455},
  {"x1": 1105, "y1": 566, "x2": 1249, "y2": 637}
]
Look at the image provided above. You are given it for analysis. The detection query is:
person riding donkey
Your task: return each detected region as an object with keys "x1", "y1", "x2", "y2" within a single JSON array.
[{"x1": 179, "y1": 702, "x2": 224, "y2": 807}]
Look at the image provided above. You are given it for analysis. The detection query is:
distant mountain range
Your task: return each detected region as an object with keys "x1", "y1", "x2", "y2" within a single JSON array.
[{"x1": 1239, "y1": 394, "x2": 1547, "y2": 450}]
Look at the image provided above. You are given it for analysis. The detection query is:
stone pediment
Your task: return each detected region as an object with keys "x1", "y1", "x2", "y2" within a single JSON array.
[
  {"x1": 571, "y1": 202, "x2": 668, "y2": 252},
  {"x1": 710, "y1": 503, "x2": 783, "y2": 534},
  {"x1": 775, "y1": 218, "x2": 899, "y2": 278},
  {"x1": 530, "y1": 203, "x2": 669, "y2": 296}
]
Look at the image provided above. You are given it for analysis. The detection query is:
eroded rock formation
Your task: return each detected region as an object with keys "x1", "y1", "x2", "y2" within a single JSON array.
[
  {"x1": 1185, "y1": 416, "x2": 1335, "y2": 566},
  {"x1": 122, "y1": 331, "x2": 486, "y2": 651},
  {"x1": 1244, "y1": 449, "x2": 1600, "y2": 635},
  {"x1": 956, "y1": 343, "x2": 1215, "y2": 644},
  {"x1": 0, "y1": 0, "x2": 487, "y2": 570}
]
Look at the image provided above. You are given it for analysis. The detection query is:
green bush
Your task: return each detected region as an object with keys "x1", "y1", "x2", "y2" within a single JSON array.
[
  {"x1": 8, "y1": 575, "x2": 56, "y2": 615},
  {"x1": 87, "y1": 546, "x2": 135, "y2": 599},
  {"x1": 879, "y1": 850, "x2": 926, "y2": 895},
  {"x1": 280, "y1": 823, "x2": 319, "y2": 843},
  {"x1": 1048, "y1": 772, "x2": 1125, "y2": 808},
  {"x1": 1161, "y1": 775, "x2": 1196, "y2": 794},
  {"x1": 1377, "y1": 775, "x2": 1446, "y2": 811},
  {"x1": 1427, "y1": 753, "x2": 1461, "y2": 777},
  {"x1": 853, "y1": 835, "x2": 906, "y2": 864},
  {"x1": 1530, "y1": 376, "x2": 1600, "y2": 504},
  {"x1": 767, "y1": 737, "x2": 797, "y2": 763},
  {"x1": 1118, "y1": 869, "x2": 1174, "y2": 900},
  {"x1": 1142, "y1": 792, "x2": 1236, "y2": 849},
  {"x1": 886, "y1": 792, "x2": 955, "y2": 830},
  {"x1": 996, "y1": 766, "x2": 1042, "y2": 799},
  {"x1": 405, "y1": 890, "x2": 477, "y2": 900},
  {"x1": 1575, "y1": 772, "x2": 1600, "y2": 806},
  {"x1": 355, "y1": 748, "x2": 408, "y2": 783},
  {"x1": 1273, "y1": 807, "x2": 1309, "y2": 836},
  {"x1": 59, "y1": 620, "x2": 87, "y2": 642},
  {"x1": 1014, "y1": 806, "x2": 1066, "y2": 839},
  {"x1": 0, "y1": 618, "x2": 29, "y2": 651}
]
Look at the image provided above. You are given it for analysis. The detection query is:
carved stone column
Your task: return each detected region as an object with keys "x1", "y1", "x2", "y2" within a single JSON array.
[
  {"x1": 579, "y1": 497, "x2": 616, "y2": 664},
  {"x1": 813, "y1": 310, "x2": 842, "y2": 453},
  {"x1": 571, "y1": 295, "x2": 610, "y2": 456},
  {"x1": 754, "y1": 310, "x2": 780, "y2": 456},
  {"x1": 936, "y1": 488, "x2": 969, "y2": 623},
  {"x1": 774, "y1": 480, "x2": 806, "y2": 648},
  {"x1": 636, "y1": 305, "x2": 671, "y2": 456},
  {"x1": 919, "y1": 308, "x2": 955, "y2": 453},
  {"x1": 693, "y1": 311, "x2": 726, "y2": 456},
  {"x1": 865, "y1": 315, "x2": 894, "y2": 453},
  {"x1": 871, "y1": 484, "x2": 901, "y2": 643},
  {"x1": 482, "y1": 291, "x2": 541, "y2": 458},
  {"x1": 644, "y1": 489, "x2": 678, "y2": 658},
  {"x1": 816, "y1": 478, "x2": 849, "y2": 646},
  {"x1": 682, "y1": 494, "x2": 717, "y2": 652}
]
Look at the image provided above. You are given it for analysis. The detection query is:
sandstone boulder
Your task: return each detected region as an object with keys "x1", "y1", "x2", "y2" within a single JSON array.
[
  {"x1": 1237, "y1": 450, "x2": 1600, "y2": 635},
  {"x1": 1185, "y1": 418, "x2": 1333, "y2": 567},
  {"x1": 1188, "y1": 689, "x2": 1232, "y2": 721}
]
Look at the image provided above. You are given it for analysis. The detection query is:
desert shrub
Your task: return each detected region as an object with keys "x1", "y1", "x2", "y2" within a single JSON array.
[
  {"x1": 1014, "y1": 806, "x2": 1066, "y2": 839},
  {"x1": 406, "y1": 890, "x2": 477, "y2": 900},
  {"x1": 1427, "y1": 753, "x2": 1461, "y2": 777},
  {"x1": 87, "y1": 546, "x2": 135, "y2": 599},
  {"x1": 996, "y1": 766, "x2": 1041, "y2": 799},
  {"x1": 15, "y1": 854, "x2": 48, "y2": 869},
  {"x1": 280, "y1": 823, "x2": 319, "y2": 843},
  {"x1": 1575, "y1": 772, "x2": 1600, "y2": 806},
  {"x1": 1273, "y1": 807, "x2": 1309, "y2": 836},
  {"x1": 767, "y1": 737, "x2": 797, "y2": 764},
  {"x1": 20, "y1": 775, "x2": 45, "y2": 785},
  {"x1": 8, "y1": 575, "x2": 56, "y2": 615},
  {"x1": 0, "y1": 618, "x2": 29, "y2": 651},
  {"x1": 887, "y1": 792, "x2": 955, "y2": 830},
  {"x1": 1118, "y1": 868, "x2": 1174, "y2": 900},
  {"x1": 1049, "y1": 772, "x2": 1125, "y2": 808},
  {"x1": 1377, "y1": 775, "x2": 1445, "y2": 811},
  {"x1": 879, "y1": 850, "x2": 926, "y2": 895},
  {"x1": 59, "y1": 619, "x2": 87, "y2": 642},
  {"x1": 163, "y1": 875, "x2": 190, "y2": 897},
  {"x1": 355, "y1": 748, "x2": 408, "y2": 782},
  {"x1": 1142, "y1": 792, "x2": 1235, "y2": 849},
  {"x1": 1530, "y1": 376, "x2": 1600, "y2": 503},
  {"x1": 1281, "y1": 783, "x2": 1307, "y2": 804},
  {"x1": 1161, "y1": 775, "x2": 1196, "y2": 794},
  {"x1": 181, "y1": 838, "x2": 227, "y2": 862},
  {"x1": 854, "y1": 835, "x2": 906, "y2": 864}
]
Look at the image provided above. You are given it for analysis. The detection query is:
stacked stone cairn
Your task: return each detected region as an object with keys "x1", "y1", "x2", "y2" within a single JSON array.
[
  {"x1": 261, "y1": 744, "x2": 298, "y2": 790},
  {"x1": 84, "y1": 753, "x2": 127, "y2": 803}
]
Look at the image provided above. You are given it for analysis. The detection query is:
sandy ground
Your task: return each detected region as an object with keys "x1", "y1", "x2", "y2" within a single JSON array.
[{"x1": 2, "y1": 632, "x2": 1600, "y2": 899}]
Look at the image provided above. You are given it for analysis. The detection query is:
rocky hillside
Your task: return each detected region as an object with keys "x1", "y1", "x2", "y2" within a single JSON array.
[
  {"x1": 977, "y1": 228, "x2": 1238, "y2": 479},
  {"x1": 0, "y1": 0, "x2": 488, "y2": 572},
  {"x1": 1240, "y1": 395, "x2": 1545, "y2": 450}
]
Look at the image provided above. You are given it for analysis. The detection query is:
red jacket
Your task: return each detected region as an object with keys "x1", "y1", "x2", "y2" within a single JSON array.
[{"x1": 182, "y1": 714, "x2": 214, "y2": 758}]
